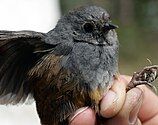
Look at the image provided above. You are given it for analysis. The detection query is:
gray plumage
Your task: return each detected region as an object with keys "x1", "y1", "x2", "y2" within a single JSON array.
[{"x1": 0, "y1": 6, "x2": 119, "y2": 125}]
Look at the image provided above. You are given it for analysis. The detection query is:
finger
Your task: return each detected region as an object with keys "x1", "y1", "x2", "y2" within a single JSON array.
[
  {"x1": 69, "y1": 107, "x2": 96, "y2": 125},
  {"x1": 143, "y1": 114, "x2": 158, "y2": 125},
  {"x1": 120, "y1": 75, "x2": 132, "y2": 84},
  {"x1": 106, "y1": 87, "x2": 143, "y2": 125},
  {"x1": 100, "y1": 76, "x2": 127, "y2": 118},
  {"x1": 138, "y1": 86, "x2": 158, "y2": 124},
  {"x1": 121, "y1": 75, "x2": 158, "y2": 124}
]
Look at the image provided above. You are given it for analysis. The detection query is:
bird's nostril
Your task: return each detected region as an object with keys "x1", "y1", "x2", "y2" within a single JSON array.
[{"x1": 103, "y1": 23, "x2": 118, "y2": 31}]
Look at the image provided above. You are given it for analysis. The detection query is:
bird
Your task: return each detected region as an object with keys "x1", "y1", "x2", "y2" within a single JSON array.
[{"x1": 0, "y1": 6, "x2": 119, "y2": 125}]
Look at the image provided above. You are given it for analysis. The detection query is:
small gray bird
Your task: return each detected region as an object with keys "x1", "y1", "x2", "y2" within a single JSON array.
[{"x1": 0, "y1": 6, "x2": 118, "y2": 125}]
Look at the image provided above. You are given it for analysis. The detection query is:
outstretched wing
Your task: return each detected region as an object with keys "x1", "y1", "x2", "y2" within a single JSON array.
[{"x1": 0, "y1": 30, "x2": 56, "y2": 104}]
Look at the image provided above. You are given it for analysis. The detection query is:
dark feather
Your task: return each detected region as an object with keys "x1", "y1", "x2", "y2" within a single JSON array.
[{"x1": 0, "y1": 30, "x2": 55, "y2": 104}]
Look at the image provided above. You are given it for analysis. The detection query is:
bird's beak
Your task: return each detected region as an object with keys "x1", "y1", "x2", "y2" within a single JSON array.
[{"x1": 104, "y1": 23, "x2": 118, "y2": 31}]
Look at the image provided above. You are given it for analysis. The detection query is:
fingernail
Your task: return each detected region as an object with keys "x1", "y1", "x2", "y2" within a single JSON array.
[
  {"x1": 129, "y1": 89, "x2": 143, "y2": 124},
  {"x1": 69, "y1": 107, "x2": 96, "y2": 125},
  {"x1": 100, "y1": 90, "x2": 118, "y2": 117},
  {"x1": 69, "y1": 107, "x2": 89, "y2": 123}
]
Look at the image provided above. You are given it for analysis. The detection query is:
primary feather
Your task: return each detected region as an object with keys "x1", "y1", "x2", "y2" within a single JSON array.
[{"x1": 0, "y1": 31, "x2": 53, "y2": 104}]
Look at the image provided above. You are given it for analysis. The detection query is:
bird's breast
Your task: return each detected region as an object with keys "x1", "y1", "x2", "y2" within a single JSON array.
[{"x1": 63, "y1": 42, "x2": 118, "y2": 96}]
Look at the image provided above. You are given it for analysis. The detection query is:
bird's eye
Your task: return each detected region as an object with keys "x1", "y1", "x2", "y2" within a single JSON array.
[{"x1": 83, "y1": 22, "x2": 95, "y2": 33}]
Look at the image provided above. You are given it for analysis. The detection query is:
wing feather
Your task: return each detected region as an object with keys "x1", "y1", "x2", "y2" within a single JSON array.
[{"x1": 0, "y1": 30, "x2": 55, "y2": 104}]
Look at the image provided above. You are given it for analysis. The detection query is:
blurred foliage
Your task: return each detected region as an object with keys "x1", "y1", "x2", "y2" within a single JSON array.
[{"x1": 59, "y1": 0, "x2": 158, "y2": 80}]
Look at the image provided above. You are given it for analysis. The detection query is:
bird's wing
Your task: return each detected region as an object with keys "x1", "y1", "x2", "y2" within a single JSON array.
[{"x1": 0, "y1": 30, "x2": 57, "y2": 104}]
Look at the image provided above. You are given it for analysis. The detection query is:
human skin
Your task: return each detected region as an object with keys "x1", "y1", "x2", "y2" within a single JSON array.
[{"x1": 69, "y1": 75, "x2": 158, "y2": 125}]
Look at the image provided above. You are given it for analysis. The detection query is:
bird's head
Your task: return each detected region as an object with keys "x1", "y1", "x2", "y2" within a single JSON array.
[
  {"x1": 53, "y1": 6, "x2": 118, "y2": 47},
  {"x1": 48, "y1": 6, "x2": 119, "y2": 88}
]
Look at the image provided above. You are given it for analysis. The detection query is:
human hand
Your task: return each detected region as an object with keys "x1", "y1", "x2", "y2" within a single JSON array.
[{"x1": 69, "y1": 75, "x2": 158, "y2": 125}]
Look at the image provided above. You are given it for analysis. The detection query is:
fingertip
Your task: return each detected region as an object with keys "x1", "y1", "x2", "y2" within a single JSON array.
[
  {"x1": 100, "y1": 78, "x2": 126, "y2": 118},
  {"x1": 100, "y1": 90, "x2": 118, "y2": 118},
  {"x1": 69, "y1": 108, "x2": 96, "y2": 125}
]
